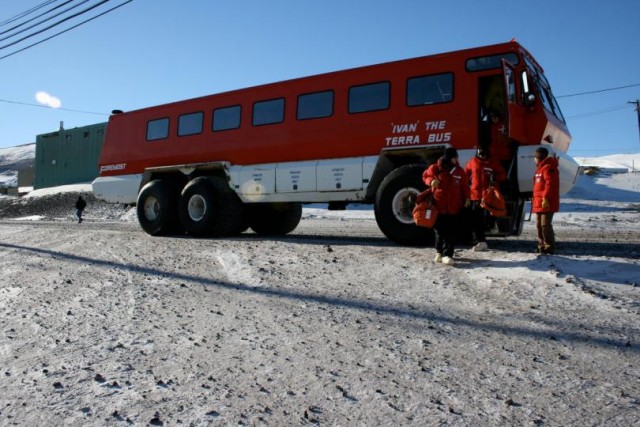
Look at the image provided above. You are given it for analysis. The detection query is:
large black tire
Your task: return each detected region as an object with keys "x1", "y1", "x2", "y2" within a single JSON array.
[
  {"x1": 179, "y1": 176, "x2": 246, "y2": 237},
  {"x1": 248, "y1": 202, "x2": 302, "y2": 235},
  {"x1": 211, "y1": 176, "x2": 249, "y2": 235},
  {"x1": 137, "y1": 180, "x2": 180, "y2": 236},
  {"x1": 374, "y1": 164, "x2": 434, "y2": 246}
]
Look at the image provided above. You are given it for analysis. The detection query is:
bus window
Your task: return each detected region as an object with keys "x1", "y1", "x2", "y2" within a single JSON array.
[
  {"x1": 147, "y1": 117, "x2": 169, "y2": 141},
  {"x1": 407, "y1": 73, "x2": 453, "y2": 106},
  {"x1": 297, "y1": 90, "x2": 333, "y2": 120},
  {"x1": 539, "y1": 84, "x2": 566, "y2": 123},
  {"x1": 466, "y1": 53, "x2": 519, "y2": 72},
  {"x1": 348, "y1": 81, "x2": 390, "y2": 114},
  {"x1": 253, "y1": 98, "x2": 285, "y2": 126},
  {"x1": 178, "y1": 112, "x2": 204, "y2": 136},
  {"x1": 213, "y1": 105, "x2": 241, "y2": 131},
  {"x1": 504, "y1": 67, "x2": 516, "y2": 104},
  {"x1": 524, "y1": 57, "x2": 566, "y2": 123}
]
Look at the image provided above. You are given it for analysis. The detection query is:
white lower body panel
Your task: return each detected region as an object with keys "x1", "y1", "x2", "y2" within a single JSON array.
[
  {"x1": 516, "y1": 145, "x2": 579, "y2": 195},
  {"x1": 92, "y1": 156, "x2": 379, "y2": 205},
  {"x1": 229, "y1": 156, "x2": 378, "y2": 203},
  {"x1": 92, "y1": 174, "x2": 142, "y2": 204}
]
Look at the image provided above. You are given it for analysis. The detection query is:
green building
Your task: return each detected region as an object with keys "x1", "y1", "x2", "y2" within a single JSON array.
[{"x1": 34, "y1": 122, "x2": 106, "y2": 190}]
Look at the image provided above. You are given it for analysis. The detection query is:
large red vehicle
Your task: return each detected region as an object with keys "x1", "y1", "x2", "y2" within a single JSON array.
[{"x1": 93, "y1": 41, "x2": 579, "y2": 245}]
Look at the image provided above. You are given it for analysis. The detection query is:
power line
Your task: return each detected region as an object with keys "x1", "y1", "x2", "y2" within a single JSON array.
[
  {"x1": 0, "y1": 0, "x2": 75, "y2": 37},
  {"x1": 0, "y1": 97, "x2": 109, "y2": 116},
  {"x1": 0, "y1": 0, "x2": 110, "y2": 51},
  {"x1": 0, "y1": 0, "x2": 133, "y2": 61},
  {"x1": 565, "y1": 103, "x2": 631, "y2": 120},
  {"x1": 0, "y1": 0, "x2": 60, "y2": 26},
  {"x1": 557, "y1": 83, "x2": 640, "y2": 98},
  {"x1": 0, "y1": 1, "x2": 83, "y2": 39}
]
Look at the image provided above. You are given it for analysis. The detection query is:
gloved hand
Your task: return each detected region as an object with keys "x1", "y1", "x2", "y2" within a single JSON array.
[
  {"x1": 430, "y1": 179, "x2": 440, "y2": 189},
  {"x1": 541, "y1": 198, "x2": 549, "y2": 209},
  {"x1": 464, "y1": 198, "x2": 471, "y2": 208}
]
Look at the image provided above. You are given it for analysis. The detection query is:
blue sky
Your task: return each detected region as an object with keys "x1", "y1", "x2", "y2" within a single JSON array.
[{"x1": 0, "y1": 0, "x2": 638, "y2": 157}]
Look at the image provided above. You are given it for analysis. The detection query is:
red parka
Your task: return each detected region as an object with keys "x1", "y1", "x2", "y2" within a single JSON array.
[
  {"x1": 422, "y1": 159, "x2": 470, "y2": 215},
  {"x1": 464, "y1": 156, "x2": 506, "y2": 201},
  {"x1": 532, "y1": 156, "x2": 560, "y2": 213}
]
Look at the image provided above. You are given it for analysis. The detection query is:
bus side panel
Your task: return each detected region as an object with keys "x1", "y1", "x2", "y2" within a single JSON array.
[
  {"x1": 275, "y1": 161, "x2": 317, "y2": 193},
  {"x1": 97, "y1": 49, "x2": 493, "y2": 177}
]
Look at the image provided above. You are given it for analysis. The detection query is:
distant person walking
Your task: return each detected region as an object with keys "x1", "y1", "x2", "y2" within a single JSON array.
[
  {"x1": 532, "y1": 147, "x2": 560, "y2": 254},
  {"x1": 422, "y1": 147, "x2": 470, "y2": 266},
  {"x1": 75, "y1": 196, "x2": 87, "y2": 223},
  {"x1": 464, "y1": 145, "x2": 506, "y2": 251}
]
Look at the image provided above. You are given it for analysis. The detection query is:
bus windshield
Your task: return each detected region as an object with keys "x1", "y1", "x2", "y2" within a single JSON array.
[{"x1": 524, "y1": 57, "x2": 566, "y2": 123}]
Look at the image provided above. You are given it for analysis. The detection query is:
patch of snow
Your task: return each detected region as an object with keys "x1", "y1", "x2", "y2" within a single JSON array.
[
  {"x1": 23, "y1": 183, "x2": 93, "y2": 198},
  {"x1": 13, "y1": 215, "x2": 45, "y2": 221}
]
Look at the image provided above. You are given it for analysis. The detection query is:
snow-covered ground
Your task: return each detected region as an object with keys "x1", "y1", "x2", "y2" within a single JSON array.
[
  {"x1": 3, "y1": 159, "x2": 640, "y2": 311},
  {"x1": 574, "y1": 153, "x2": 640, "y2": 173},
  {"x1": 0, "y1": 154, "x2": 638, "y2": 425}
]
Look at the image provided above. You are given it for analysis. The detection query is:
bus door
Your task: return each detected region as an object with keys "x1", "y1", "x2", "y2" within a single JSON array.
[
  {"x1": 498, "y1": 60, "x2": 527, "y2": 235},
  {"x1": 501, "y1": 60, "x2": 527, "y2": 144}
]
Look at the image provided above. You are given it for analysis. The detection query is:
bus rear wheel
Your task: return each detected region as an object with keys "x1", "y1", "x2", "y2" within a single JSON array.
[
  {"x1": 137, "y1": 180, "x2": 180, "y2": 236},
  {"x1": 179, "y1": 176, "x2": 246, "y2": 237},
  {"x1": 248, "y1": 202, "x2": 302, "y2": 235},
  {"x1": 374, "y1": 164, "x2": 433, "y2": 246}
]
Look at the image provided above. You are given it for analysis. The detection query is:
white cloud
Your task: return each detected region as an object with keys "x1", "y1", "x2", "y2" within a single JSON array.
[{"x1": 35, "y1": 91, "x2": 61, "y2": 108}]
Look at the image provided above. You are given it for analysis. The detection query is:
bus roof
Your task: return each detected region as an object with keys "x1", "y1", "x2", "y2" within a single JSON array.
[{"x1": 111, "y1": 40, "x2": 533, "y2": 117}]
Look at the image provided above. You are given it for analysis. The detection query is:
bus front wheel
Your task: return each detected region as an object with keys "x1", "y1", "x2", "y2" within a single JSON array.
[{"x1": 374, "y1": 164, "x2": 433, "y2": 246}]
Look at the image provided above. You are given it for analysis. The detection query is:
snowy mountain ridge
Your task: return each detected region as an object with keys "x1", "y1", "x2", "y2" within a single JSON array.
[{"x1": 0, "y1": 143, "x2": 35, "y2": 188}]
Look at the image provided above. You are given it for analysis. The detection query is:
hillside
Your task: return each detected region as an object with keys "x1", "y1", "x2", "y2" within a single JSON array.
[{"x1": 0, "y1": 143, "x2": 35, "y2": 188}]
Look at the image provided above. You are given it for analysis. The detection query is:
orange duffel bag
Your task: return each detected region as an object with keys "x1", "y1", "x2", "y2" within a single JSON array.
[
  {"x1": 480, "y1": 186, "x2": 507, "y2": 217},
  {"x1": 413, "y1": 189, "x2": 438, "y2": 228}
]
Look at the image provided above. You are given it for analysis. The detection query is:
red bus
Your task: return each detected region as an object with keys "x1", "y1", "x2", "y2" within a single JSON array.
[{"x1": 93, "y1": 40, "x2": 579, "y2": 245}]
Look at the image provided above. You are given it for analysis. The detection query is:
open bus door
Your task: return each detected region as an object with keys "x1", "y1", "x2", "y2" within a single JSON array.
[
  {"x1": 498, "y1": 59, "x2": 527, "y2": 236},
  {"x1": 502, "y1": 59, "x2": 531, "y2": 146}
]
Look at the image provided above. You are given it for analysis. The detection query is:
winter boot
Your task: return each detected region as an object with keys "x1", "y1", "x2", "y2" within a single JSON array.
[
  {"x1": 473, "y1": 241, "x2": 488, "y2": 252},
  {"x1": 442, "y1": 256, "x2": 455, "y2": 266}
]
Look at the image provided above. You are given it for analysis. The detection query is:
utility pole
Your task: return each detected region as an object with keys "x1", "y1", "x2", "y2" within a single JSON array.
[{"x1": 631, "y1": 99, "x2": 640, "y2": 144}]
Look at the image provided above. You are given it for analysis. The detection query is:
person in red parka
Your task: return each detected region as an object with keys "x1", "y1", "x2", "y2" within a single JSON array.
[
  {"x1": 423, "y1": 147, "x2": 470, "y2": 265},
  {"x1": 464, "y1": 145, "x2": 506, "y2": 251},
  {"x1": 532, "y1": 147, "x2": 560, "y2": 254}
]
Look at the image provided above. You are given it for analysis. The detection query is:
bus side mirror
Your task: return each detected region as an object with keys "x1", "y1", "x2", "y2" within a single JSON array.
[{"x1": 524, "y1": 92, "x2": 536, "y2": 106}]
